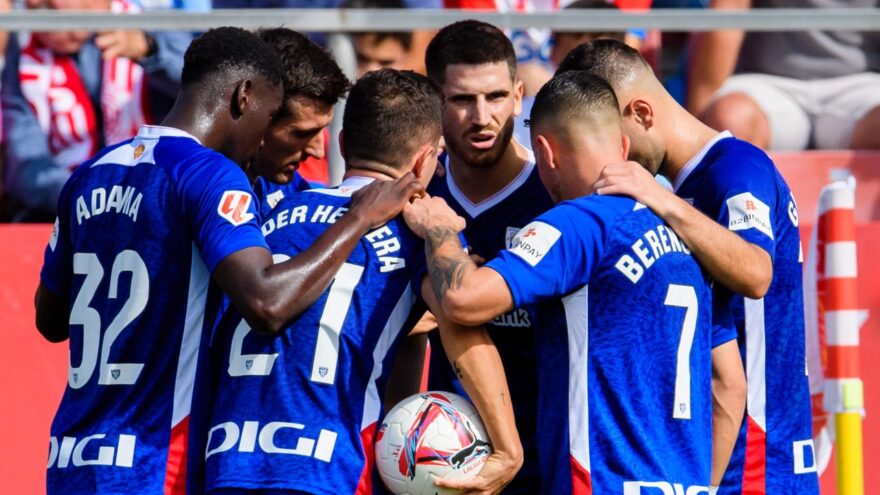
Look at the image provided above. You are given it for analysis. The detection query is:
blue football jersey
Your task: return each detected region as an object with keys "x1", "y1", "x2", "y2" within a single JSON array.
[
  {"x1": 674, "y1": 132, "x2": 819, "y2": 495},
  {"x1": 203, "y1": 177, "x2": 426, "y2": 495},
  {"x1": 426, "y1": 151, "x2": 553, "y2": 493},
  {"x1": 485, "y1": 195, "x2": 714, "y2": 494},
  {"x1": 39, "y1": 126, "x2": 268, "y2": 495},
  {"x1": 252, "y1": 172, "x2": 312, "y2": 219}
]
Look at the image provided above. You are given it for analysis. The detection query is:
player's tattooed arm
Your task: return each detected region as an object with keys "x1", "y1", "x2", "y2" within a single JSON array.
[
  {"x1": 404, "y1": 196, "x2": 516, "y2": 326},
  {"x1": 422, "y1": 281, "x2": 523, "y2": 493},
  {"x1": 426, "y1": 225, "x2": 471, "y2": 303}
]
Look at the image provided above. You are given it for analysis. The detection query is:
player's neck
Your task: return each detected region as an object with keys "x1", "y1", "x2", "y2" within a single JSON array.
[
  {"x1": 344, "y1": 163, "x2": 398, "y2": 182},
  {"x1": 160, "y1": 96, "x2": 218, "y2": 147},
  {"x1": 447, "y1": 140, "x2": 530, "y2": 205},
  {"x1": 660, "y1": 110, "x2": 720, "y2": 184}
]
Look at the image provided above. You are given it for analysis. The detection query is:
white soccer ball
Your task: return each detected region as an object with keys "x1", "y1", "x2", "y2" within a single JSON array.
[{"x1": 375, "y1": 391, "x2": 492, "y2": 495}]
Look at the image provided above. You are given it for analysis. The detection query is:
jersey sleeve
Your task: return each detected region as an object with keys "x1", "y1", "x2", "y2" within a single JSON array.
[
  {"x1": 485, "y1": 202, "x2": 605, "y2": 307},
  {"x1": 711, "y1": 287, "x2": 738, "y2": 348},
  {"x1": 178, "y1": 155, "x2": 269, "y2": 273},
  {"x1": 708, "y1": 156, "x2": 778, "y2": 261},
  {"x1": 39, "y1": 173, "x2": 78, "y2": 295}
]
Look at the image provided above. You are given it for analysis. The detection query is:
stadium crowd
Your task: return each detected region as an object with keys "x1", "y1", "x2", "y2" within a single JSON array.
[
  {"x1": 7, "y1": 0, "x2": 878, "y2": 493},
  {"x1": 1, "y1": 0, "x2": 878, "y2": 221}
]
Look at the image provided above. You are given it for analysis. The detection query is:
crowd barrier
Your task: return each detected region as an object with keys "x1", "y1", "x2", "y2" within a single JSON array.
[{"x1": 1, "y1": 151, "x2": 878, "y2": 494}]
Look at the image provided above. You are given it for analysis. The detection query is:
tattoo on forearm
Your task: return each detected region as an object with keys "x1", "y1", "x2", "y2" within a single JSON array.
[{"x1": 426, "y1": 226, "x2": 470, "y2": 302}]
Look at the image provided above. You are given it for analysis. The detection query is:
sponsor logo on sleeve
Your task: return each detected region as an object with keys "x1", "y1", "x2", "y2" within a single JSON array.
[
  {"x1": 726, "y1": 192, "x2": 773, "y2": 240},
  {"x1": 218, "y1": 190, "x2": 255, "y2": 226},
  {"x1": 509, "y1": 221, "x2": 561, "y2": 267},
  {"x1": 49, "y1": 218, "x2": 59, "y2": 251}
]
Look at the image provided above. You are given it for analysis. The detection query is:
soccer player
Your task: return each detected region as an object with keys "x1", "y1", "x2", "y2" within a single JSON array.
[
  {"x1": 559, "y1": 40, "x2": 819, "y2": 494},
  {"x1": 202, "y1": 69, "x2": 522, "y2": 495},
  {"x1": 249, "y1": 28, "x2": 351, "y2": 216},
  {"x1": 421, "y1": 20, "x2": 554, "y2": 494},
  {"x1": 405, "y1": 70, "x2": 717, "y2": 494},
  {"x1": 35, "y1": 28, "x2": 421, "y2": 495}
]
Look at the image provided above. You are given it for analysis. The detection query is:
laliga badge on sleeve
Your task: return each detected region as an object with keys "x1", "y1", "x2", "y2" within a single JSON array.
[{"x1": 218, "y1": 190, "x2": 255, "y2": 226}]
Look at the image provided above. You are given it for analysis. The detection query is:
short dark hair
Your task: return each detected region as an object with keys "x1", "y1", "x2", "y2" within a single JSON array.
[
  {"x1": 530, "y1": 70, "x2": 620, "y2": 132},
  {"x1": 343, "y1": 0, "x2": 413, "y2": 50},
  {"x1": 343, "y1": 69, "x2": 442, "y2": 168},
  {"x1": 182, "y1": 27, "x2": 283, "y2": 89},
  {"x1": 257, "y1": 28, "x2": 351, "y2": 112},
  {"x1": 426, "y1": 20, "x2": 517, "y2": 86},
  {"x1": 555, "y1": 39, "x2": 649, "y2": 88}
]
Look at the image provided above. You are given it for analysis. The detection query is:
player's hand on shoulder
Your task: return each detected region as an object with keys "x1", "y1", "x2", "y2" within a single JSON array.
[
  {"x1": 402, "y1": 195, "x2": 466, "y2": 239},
  {"x1": 433, "y1": 451, "x2": 522, "y2": 495},
  {"x1": 349, "y1": 172, "x2": 425, "y2": 229},
  {"x1": 594, "y1": 160, "x2": 669, "y2": 209}
]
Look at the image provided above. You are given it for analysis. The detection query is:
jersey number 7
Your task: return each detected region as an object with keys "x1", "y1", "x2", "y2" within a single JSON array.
[
  {"x1": 229, "y1": 260, "x2": 364, "y2": 385},
  {"x1": 665, "y1": 284, "x2": 698, "y2": 420}
]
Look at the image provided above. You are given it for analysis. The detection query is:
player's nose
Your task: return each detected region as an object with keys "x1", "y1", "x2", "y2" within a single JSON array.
[{"x1": 307, "y1": 130, "x2": 326, "y2": 160}]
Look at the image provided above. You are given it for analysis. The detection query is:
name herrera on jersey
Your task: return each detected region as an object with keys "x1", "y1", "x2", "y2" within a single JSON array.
[
  {"x1": 615, "y1": 224, "x2": 691, "y2": 284},
  {"x1": 263, "y1": 204, "x2": 406, "y2": 273},
  {"x1": 75, "y1": 186, "x2": 143, "y2": 225}
]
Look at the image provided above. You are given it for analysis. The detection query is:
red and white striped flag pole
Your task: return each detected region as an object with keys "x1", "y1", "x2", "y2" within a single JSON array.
[{"x1": 810, "y1": 176, "x2": 864, "y2": 494}]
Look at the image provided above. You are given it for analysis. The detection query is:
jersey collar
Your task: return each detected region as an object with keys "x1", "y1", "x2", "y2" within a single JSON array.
[
  {"x1": 445, "y1": 141, "x2": 536, "y2": 218},
  {"x1": 672, "y1": 130, "x2": 733, "y2": 193},
  {"x1": 307, "y1": 176, "x2": 376, "y2": 197},
  {"x1": 135, "y1": 125, "x2": 202, "y2": 144}
]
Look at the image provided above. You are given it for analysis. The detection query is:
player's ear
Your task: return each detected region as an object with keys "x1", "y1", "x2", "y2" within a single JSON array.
[
  {"x1": 411, "y1": 143, "x2": 435, "y2": 180},
  {"x1": 513, "y1": 78, "x2": 524, "y2": 117},
  {"x1": 628, "y1": 98, "x2": 654, "y2": 131},
  {"x1": 534, "y1": 134, "x2": 556, "y2": 171},
  {"x1": 231, "y1": 79, "x2": 252, "y2": 119}
]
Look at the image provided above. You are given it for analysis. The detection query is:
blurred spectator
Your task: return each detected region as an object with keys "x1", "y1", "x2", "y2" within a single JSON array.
[
  {"x1": 344, "y1": 0, "x2": 413, "y2": 78},
  {"x1": 689, "y1": 0, "x2": 880, "y2": 150},
  {"x1": 549, "y1": 0, "x2": 626, "y2": 68},
  {"x1": 513, "y1": 0, "x2": 630, "y2": 145},
  {"x1": 1, "y1": 0, "x2": 191, "y2": 221}
]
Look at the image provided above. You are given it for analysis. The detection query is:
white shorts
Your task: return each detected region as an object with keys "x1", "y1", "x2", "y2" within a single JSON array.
[{"x1": 711, "y1": 72, "x2": 880, "y2": 150}]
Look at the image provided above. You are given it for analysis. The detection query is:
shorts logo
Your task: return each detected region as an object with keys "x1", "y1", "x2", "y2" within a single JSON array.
[
  {"x1": 509, "y1": 221, "x2": 561, "y2": 267},
  {"x1": 726, "y1": 192, "x2": 773, "y2": 240},
  {"x1": 218, "y1": 191, "x2": 255, "y2": 226}
]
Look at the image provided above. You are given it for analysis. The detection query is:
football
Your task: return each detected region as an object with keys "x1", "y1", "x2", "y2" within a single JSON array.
[{"x1": 375, "y1": 391, "x2": 493, "y2": 495}]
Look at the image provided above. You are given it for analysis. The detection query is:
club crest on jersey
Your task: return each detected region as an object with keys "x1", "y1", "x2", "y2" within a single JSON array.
[
  {"x1": 133, "y1": 144, "x2": 145, "y2": 159},
  {"x1": 509, "y1": 221, "x2": 561, "y2": 267},
  {"x1": 218, "y1": 190, "x2": 255, "y2": 226},
  {"x1": 319, "y1": 366, "x2": 329, "y2": 377},
  {"x1": 245, "y1": 360, "x2": 254, "y2": 371},
  {"x1": 111, "y1": 369, "x2": 121, "y2": 380}
]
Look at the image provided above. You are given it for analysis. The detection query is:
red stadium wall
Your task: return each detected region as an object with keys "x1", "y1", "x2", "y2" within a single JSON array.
[{"x1": 1, "y1": 152, "x2": 879, "y2": 494}]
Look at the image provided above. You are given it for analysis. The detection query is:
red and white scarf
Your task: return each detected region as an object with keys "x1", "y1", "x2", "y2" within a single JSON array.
[{"x1": 18, "y1": 0, "x2": 150, "y2": 169}]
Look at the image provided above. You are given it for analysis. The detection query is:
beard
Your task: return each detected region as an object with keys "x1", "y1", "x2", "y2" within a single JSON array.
[{"x1": 445, "y1": 116, "x2": 516, "y2": 168}]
